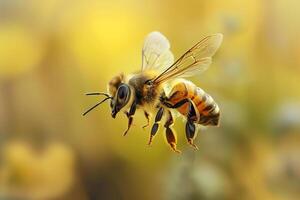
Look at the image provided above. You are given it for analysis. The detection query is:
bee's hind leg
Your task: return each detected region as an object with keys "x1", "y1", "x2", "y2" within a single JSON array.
[
  {"x1": 164, "y1": 110, "x2": 181, "y2": 153},
  {"x1": 148, "y1": 107, "x2": 164, "y2": 145},
  {"x1": 123, "y1": 101, "x2": 136, "y2": 136},
  {"x1": 186, "y1": 100, "x2": 199, "y2": 150}
]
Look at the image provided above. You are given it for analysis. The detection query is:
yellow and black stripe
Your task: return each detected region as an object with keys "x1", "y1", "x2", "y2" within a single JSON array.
[{"x1": 164, "y1": 81, "x2": 220, "y2": 126}]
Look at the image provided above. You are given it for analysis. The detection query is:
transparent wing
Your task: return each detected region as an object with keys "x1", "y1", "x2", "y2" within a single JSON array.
[
  {"x1": 152, "y1": 33, "x2": 223, "y2": 84},
  {"x1": 141, "y1": 32, "x2": 174, "y2": 72}
]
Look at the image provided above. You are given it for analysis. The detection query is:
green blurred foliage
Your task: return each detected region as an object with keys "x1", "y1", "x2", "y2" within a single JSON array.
[{"x1": 0, "y1": 0, "x2": 300, "y2": 199}]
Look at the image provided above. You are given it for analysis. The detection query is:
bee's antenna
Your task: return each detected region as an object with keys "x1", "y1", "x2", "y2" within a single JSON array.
[
  {"x1": 85, "y1": 92, "x2": 111, "y2": 98},
  {"x1": 83, "y1": 97, "x2": 111, "y2": 116}
]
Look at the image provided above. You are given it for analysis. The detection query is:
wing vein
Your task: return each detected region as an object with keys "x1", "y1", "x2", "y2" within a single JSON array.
[{"x1": 152, "y1": 33, "x2": 223, "y2": 84}]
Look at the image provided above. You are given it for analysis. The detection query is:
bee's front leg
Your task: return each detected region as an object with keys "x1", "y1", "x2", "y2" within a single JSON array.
[
  {"x1": 123, "y1": 101, "x2": 136, "y2": 136},
  {"x1": 148, "y1": 107, "x2": 164, "y2": 145}
]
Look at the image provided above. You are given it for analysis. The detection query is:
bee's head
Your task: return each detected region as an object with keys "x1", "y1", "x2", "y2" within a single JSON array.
[
  {"x1": 110, "y1": 83, "x2": 132, "y2": 118},
  {"x1": 83, "y1": 73, "x2": 133, "y2": 118}
]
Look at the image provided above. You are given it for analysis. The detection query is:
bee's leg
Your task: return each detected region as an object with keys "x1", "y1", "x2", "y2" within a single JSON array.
[
  {"x1": 185, "y1": 100, "x2": 199, "y2": 150},
  {"x1": 164, "y1": 110, "x2": 181, "y2": 153},
  {"x1": 142, "y1": 111, "x2": 150, "y2": 129},
  {"x1": 148, "y1": 107, "x2": 164, "y2": 145},
  {"x1": 123, "y1": 101, "x2": 137, "y2": 136},
  {"x1": 161, "y1": 98, "x2": 189, "y2": 109}
]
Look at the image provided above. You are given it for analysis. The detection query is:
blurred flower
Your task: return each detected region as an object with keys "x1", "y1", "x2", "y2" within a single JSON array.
[
  {"x1": 164, "y1": 153, "x2": 232, "y2": 200},
  {"x1": 0, "y1": 141, "x2": 76, "y2": 199}
]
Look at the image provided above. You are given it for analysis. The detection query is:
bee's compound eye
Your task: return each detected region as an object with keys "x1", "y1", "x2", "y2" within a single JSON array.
[
  {"x1": 118, "y1": 88, "x2": 125, "y2": 99},
  {"x1": 118, "y1": 84, "x2": 129, "y2": 101}
]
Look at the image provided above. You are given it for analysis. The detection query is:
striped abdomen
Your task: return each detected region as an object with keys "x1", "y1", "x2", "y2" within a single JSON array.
[{"x1": 165, "y1": 81, "x2": 220, "y2": 126}]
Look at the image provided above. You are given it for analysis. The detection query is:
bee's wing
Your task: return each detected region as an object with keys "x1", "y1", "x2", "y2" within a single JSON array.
[
  {"x1": 152, "y1": 34, "x2": 223, "y2": 84},
  {"x1": 141, "y1": 32, "x2": 174, "y2": 72}
]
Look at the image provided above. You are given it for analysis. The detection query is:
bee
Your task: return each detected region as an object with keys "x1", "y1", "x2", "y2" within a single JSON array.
[{"x1": 83, "y1": 31, "x2": 223, "y2": 153}]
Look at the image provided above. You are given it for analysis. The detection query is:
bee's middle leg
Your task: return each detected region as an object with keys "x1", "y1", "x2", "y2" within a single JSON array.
[
  {"x1": 148, "y1": 107, "x2": 164, "y2": 145},
  {"x1": 164, "y1": 110, "x2": 181, "y2": 153},
  {"x1": 142, "y1": 111, "x2": 150, "y2": 129},
  {"x1": 123, "y1": 101, "x2": 136, "y2": 136}
]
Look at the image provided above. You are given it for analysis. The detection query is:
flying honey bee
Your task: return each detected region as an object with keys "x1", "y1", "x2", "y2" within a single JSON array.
[{"x1": 83, "y1": 31, "x2": 223, "y2": 153}]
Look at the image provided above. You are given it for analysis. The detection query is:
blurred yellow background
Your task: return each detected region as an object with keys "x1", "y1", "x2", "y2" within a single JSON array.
[{"x1": 1, "y1": 0, "x2": 300, "y2": 199}]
